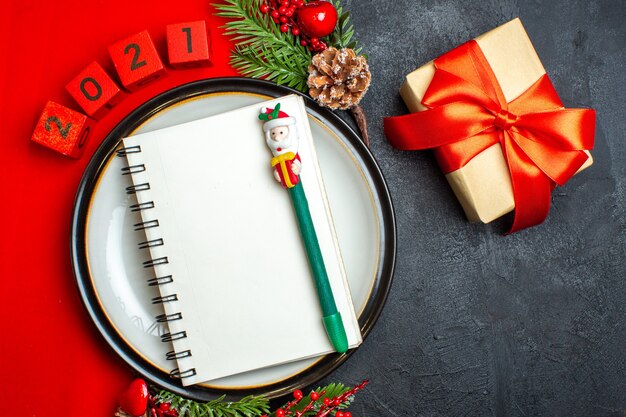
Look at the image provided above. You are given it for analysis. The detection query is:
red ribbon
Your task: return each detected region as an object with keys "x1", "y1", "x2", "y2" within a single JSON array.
[{"x1": 384, "y1": 40, "x2": 595, "y2": 233}]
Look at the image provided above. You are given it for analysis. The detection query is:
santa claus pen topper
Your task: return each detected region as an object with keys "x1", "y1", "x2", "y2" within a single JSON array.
[{"x1": 259, "y1": 103, "x2": 349, "y2": 353}]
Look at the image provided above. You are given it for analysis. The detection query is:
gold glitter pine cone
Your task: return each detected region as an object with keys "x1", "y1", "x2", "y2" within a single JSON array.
[{"x1": 307, "y1": 47, "x2": 371, "y2": 110}]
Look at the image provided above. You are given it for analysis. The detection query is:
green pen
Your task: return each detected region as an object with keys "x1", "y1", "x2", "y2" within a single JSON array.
[{"x1": 259, "y1": 103, "x2": 349, "y2": 353}]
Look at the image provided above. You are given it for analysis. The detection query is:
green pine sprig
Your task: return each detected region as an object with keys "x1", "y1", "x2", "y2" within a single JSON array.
[
  {"x1": 214, "y1": 0, "x2": 312, "y2": 92},
  {"x1": 153, "y1": 381, "x2": 363, "y2": 417},
  {"x1": 231, "y1": 43, "x2": 310, "y2": 91},
  {"x1": 156, "y1": 391, "x2": 270, "y2": 417},
  {"x1": 327, "y1": 1, "x2": 361, "y2": 54},
  {"x1": 213, "y1": 0, "x2": 365, "y2": 93}
]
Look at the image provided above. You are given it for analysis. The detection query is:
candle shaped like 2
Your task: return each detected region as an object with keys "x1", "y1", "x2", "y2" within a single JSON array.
[{"x1": 259, "y1": 103, "x2": 349, "y2": 353}]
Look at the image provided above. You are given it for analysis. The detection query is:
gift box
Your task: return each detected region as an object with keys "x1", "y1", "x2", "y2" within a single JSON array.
[{"x1": 384, "y1": 18, "x2": 596, "y2": 233}]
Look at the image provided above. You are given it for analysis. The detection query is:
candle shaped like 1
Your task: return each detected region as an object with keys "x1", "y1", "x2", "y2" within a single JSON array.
[{"x1": 259, "y1": 103, "x2": 349, "y2": 353}]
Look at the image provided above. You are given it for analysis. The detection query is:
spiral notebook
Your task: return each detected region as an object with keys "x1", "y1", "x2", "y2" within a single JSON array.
[{"x1": 119, "y1": 95, "x2": 362, "y2": 386}]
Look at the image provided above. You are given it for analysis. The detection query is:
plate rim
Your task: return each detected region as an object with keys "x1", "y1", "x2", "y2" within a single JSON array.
[{"x1": 70, "y1": 77, "x2": 396, "y2": 401}]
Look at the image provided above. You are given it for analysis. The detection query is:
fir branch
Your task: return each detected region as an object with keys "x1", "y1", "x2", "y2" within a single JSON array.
[
  {"x1": 157, "y1": 390, "x2": 270, "y2": 417},
  {"x1": 231, "y1": 44, "x2": 309, "y2": 91},
  {"x1": 214, "y1": 0, "x2": 367, "y2": 94},
  {"x1": 328, "y1": 0, "x2": 362, "y2": 54},
  {"x1": 214, "y1": 0, "x2": 312, "y2": 91}
]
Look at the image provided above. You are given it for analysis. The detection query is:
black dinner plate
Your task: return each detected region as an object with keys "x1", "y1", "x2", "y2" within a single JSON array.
[{"x1": 70, "y1": 77, "x2": 395, "y2": 401}]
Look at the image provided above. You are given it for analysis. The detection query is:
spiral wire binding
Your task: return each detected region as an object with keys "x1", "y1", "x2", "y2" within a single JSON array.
[
  {"x1": 118, "y1": 145, "x2": 196, "y2": 380},
  {"x1": 138, "y1": 238, "x2": 164, "y2": 249},
  {"x1": 166, "y1": 349, "x2": 192, "y2": 360},
  {"x1": 156, "y1": 312, "x2": 183, "y2": 323},
  {"x1": 161, "y1": 331, "x2": 187, "y2": 342},
  {"x1": 121, "y1": 164, "x2": 146, "y2": 175},
  {"x1": 152, "y1": 294, "x2": 179, "y2": 304},
  {"x1": 170, "y1": 368, "x2": 197, "y2": 379},
  {"x1": 147, "y1": 275, "x2": 174, "y2": 286},
  {"x1": 126, "y1": 183, "x2": 151, "y2": 194},
  {"x1": 143, "y1": 257, "x2": 169, "y2": 268},
  {"x1": 131, "y1": 201, "x2": 155, "y2": 212},
  {"x1": 134, "y1": 219, "x2": 159, "y2": 231}
]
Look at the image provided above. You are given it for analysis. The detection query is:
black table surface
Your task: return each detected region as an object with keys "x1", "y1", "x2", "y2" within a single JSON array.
[{"x1": 324, "y1": 1, "x2": 626, "y2": 416}]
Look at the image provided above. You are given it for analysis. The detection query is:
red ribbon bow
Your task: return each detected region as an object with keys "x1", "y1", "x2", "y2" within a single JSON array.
[{"x1": 384, "y1": 40, "x2": 595, "y2": 233}]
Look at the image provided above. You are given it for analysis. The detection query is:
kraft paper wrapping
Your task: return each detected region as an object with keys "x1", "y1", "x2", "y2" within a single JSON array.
[{"x1": 400, "y1": 18, "x2": 593, "y2": 223}]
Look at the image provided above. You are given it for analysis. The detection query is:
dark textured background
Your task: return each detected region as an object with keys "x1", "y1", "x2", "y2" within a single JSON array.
[{"x1": 323, "y1": 1, "x2": 626, "y2": 416}]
